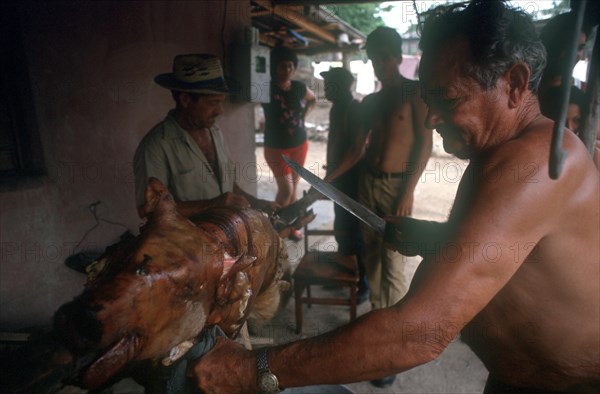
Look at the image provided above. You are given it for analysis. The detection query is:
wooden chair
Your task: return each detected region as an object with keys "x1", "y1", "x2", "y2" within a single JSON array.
[{"x1": 292, "y1": 201, "x2": 359, "y2": 334}]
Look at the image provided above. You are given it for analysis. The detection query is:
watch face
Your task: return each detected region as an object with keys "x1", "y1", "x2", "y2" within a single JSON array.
[{"x1": 259, "y1": 372, "x2": 279, "y2": 393}]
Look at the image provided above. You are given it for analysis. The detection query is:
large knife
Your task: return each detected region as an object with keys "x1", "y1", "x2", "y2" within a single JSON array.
[{"x1": 283, "y1": 156, "x2": 386, "y2": 235}]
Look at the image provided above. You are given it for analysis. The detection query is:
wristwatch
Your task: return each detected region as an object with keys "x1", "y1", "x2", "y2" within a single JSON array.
[{"x1": 256, "y1": 348, "x2": 281, "y2": 393}]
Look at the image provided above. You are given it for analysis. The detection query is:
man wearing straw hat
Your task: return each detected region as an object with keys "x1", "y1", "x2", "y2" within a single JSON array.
[{"x1": 134, "y1": 54, "x2": 278, "y2": 218}]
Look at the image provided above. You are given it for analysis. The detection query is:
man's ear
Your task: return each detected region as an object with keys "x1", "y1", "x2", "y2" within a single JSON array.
[
  {"x1": 507, "y1": 62, "x2": 530, "y2": 108},
  {"x1": 179, "y1": 92, "x2": 191, "y2": 109}
]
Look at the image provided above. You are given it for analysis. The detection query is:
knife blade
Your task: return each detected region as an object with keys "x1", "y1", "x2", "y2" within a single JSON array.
[{"x1": 283, "y1": 155, "x2": 386, "y2": 235}]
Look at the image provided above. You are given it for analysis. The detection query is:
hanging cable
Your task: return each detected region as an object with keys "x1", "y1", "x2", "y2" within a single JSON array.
[{"x1": 72, "y1": 201, "x2": 129, "y2": 254}]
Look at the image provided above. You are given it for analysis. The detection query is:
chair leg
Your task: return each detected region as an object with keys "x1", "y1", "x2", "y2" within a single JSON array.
[
  {"x1": 307, "y1": 285, "x2": 312, "y2": 308},
  {"x1": 349, "y1": 284, "x2": 357, "y2": 321},
  {"x1": 294, "y1": 282, "x2": 304, "y2": 334}
]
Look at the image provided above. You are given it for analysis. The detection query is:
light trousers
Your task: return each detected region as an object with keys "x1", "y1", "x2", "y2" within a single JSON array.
[{"x1": 358, "y1": 168, "x2": 409, "y2": 309}]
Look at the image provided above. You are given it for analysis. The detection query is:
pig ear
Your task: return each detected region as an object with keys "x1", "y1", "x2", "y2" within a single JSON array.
[
  {"x1": 139, "y1": 178, "x2": 177, "y2": 219},
  {"x1": 207, "y1": 252, "x2": 257, "y2": 325},
  {"x1": 216, "y1": 253, "x2": 256, "y2": 302}
]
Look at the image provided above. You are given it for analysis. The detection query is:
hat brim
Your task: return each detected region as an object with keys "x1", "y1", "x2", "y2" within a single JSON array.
[{"x1": 154, "y1": 73, "x2": 229, "y2": 95}]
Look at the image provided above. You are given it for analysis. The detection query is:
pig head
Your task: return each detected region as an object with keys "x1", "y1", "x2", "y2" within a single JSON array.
[{"x1": 53, "y1": 178, "x2": 287, "y2": 389}]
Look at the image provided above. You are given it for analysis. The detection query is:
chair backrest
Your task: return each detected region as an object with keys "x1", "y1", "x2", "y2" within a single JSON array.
[{"x1": 302, "y1": 190, "x2": 338, "y2": 253}]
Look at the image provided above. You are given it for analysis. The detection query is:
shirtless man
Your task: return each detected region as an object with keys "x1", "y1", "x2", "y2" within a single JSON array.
[
  {"x1": 188, "y1": 1, "x2": 599, "y2": 392},
  {"x1": 360, "y1": 27, "x2": 433, "y2": 386},
  {"x1": 326, "y1": 30, "x2": 432, "y2": 361},
  {"x1": 359, "y1": 25, "x2": 432, "y2": 310}
]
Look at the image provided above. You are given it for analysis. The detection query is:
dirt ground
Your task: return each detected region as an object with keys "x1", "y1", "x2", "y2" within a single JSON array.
[{"x1": 253, "y1": 134, "x2": 489, "y2": 393}]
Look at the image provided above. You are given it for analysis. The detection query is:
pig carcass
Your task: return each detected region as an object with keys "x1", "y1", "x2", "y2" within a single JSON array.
[{"x1": 3, "y1": 178, "x2": 290, "y2": 392}]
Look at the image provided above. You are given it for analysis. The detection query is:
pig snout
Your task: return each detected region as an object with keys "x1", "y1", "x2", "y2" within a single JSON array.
[{"x1": 54, "y1": 299, "x2": 102, "y2": 355}]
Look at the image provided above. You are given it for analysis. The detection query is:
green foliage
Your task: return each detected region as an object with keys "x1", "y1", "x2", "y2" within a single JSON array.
[
  {"x1": 539, "y1": 0, "x2": 570, "y2": 17},
  {"x1": 325, "y1": 3, "x2": 393, "y2": 36}
]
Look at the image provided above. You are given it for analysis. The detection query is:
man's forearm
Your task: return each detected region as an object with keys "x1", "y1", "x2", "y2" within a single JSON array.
[
  {"x1": 324, "y1": 150, "x2": 364, "y2": 183},
  {"x1": 405, "y1": 134, "x2": 433, "y2": 194},
  {"x1": 267, "y1": 307, "x2": 439, "y2": 388}
]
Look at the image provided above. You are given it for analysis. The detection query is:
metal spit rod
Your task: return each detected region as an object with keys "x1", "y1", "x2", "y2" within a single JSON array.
[{"x1": 549, "y1": 0, "x2": 587, "y2": 179}]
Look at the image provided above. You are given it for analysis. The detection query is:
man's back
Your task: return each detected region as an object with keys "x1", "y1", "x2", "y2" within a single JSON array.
[{"x1": 327, "y1": 97, "x2": 361, "y2": 172}]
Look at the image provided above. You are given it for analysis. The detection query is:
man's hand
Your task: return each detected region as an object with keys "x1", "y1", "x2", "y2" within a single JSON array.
[
  {"x1": 251, "y1": 199, "x2": 281, "y2": 215},
  {"x1": 214, "y1": 192, "x2": 251, "y2": 209},
  {"x1": 394, "y1": 192, "x2": 414, "y2": 217},
  {"x1": 384, "y1": 216, "x2": 445, "y2": 257},
  {"x1": 187, "y1": 337, "x2": 257, "y2": 394},
  {"x1": 275, "y1": 209, "x2": 316, "y2": 238},
  {"x1": 308, "y1": 186, "x2": 327, "y2": 200}
]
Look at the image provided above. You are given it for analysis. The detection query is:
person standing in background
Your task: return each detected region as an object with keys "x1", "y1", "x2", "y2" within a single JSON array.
[
  {"x1": 321, "y1": 67, "x2": 370, "y2": 304},
  {"x1": 263, "y1": 46, "x2": 316, "y2": 241},
  {"x1": 538, "y1": 11, "x2": 591, "y2": 97},
  {"x1": 321, "y1": 28, "x2": 433, "y2": 388},
  {"x1": 540, "y1": 85, "x2": 587, "y2": 135},
  {"x1": 356, "y1": 26, "x2": 433, "y2": 387}
]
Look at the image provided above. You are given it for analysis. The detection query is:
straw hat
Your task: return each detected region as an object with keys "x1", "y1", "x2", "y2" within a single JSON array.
[{"x1": 154, "y1": 54, "x2": 229, "y2": 94}]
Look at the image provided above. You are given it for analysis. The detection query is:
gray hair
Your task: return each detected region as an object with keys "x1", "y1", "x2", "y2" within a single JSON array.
[{"x1": 419, "y1": 0, "x2": 546, "y2": 94}]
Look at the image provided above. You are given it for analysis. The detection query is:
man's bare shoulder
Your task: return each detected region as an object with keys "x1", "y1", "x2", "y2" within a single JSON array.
[
  {"x1": 384, "y1": 79, "x2": 422, "y2": 108},
  {"x1": 494, "y1": 119, "x2": 591, "y2": 174},
  {"x1": 488, "y1": 123, "x2": 552, "y2": 169},
  {"x1": 471, "y1": 120, "x2": 597, "y2": 210}
]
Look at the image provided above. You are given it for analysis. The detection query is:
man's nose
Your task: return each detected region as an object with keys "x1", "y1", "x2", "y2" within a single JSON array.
[{"x1": 425, "y1": 107, "x2": 443, "y2": 129}]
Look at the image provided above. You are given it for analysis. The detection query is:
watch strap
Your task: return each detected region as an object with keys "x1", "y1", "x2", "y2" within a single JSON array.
[
  {"x1": 257, "y1": 347, "x2": 270, "y2": 373},
  {"x1": 256, "y1": 348, "x2": 281, "y2": 393}
]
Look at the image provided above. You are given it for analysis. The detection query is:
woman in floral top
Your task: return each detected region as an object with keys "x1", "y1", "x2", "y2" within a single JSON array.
[{"x1": 263, "y1": 46, "x2": 315, "y2": 240}]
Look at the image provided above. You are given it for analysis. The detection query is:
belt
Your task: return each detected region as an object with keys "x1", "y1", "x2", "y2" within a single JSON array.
[{"x1": 365, "y1": 166, "x2": 406, "y2": 179}]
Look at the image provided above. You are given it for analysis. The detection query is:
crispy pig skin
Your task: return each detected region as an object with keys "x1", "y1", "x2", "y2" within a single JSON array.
[{"x1": 52, "y1": 178, "x2": 286, "y2": 389}]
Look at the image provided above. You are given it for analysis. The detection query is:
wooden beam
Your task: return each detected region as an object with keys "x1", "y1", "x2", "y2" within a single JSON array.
[
  {"x1": 254, "y1": 0, "x2": 336, "y2": 45},
  {"x1": 251, "y1": 10, "x2": 272, "y2": 17},
  {"x1": 259, "y1": 33, "x2": 279, "y2": 48}
]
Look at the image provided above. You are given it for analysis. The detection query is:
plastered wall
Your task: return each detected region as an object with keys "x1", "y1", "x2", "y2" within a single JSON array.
[{"x1": 0, "y1": 0, "x2": 257, "y2": 330}]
